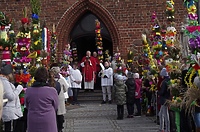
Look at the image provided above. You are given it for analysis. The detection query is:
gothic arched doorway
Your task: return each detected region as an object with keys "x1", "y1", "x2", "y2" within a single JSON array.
[
  {"x1": 70, "y1": 12, "x2": 113, "y2": 62},
  {"x1": 56, "y1": 0, "x2": 120, "y2": 61}
]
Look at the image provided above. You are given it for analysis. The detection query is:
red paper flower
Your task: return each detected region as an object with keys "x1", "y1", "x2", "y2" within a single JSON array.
[
  {"x1": 0, "y1": 26, "x2": 5, "y2": 30},
  {"x1": 15, "y1": 73, "x2": 31, "y2": 83},
  {"x1": 21, "y1": 18, "x2": 29, "y2": 24},
  {"x1": 186, "y1": 26, "x2": 200, "y2": 33},
  {"x1": 193, "y1": 63, "x2": 200, "y2": 70}
]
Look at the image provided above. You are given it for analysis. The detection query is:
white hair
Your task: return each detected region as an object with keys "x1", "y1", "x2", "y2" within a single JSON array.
[{"x1": 134, "y1": 73, "x2": 140, "y2": 79}]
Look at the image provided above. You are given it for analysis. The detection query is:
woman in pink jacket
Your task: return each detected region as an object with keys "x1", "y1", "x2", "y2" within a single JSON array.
[{"x1": 133, "y1": 73, "x2": 142, "y2": 117}]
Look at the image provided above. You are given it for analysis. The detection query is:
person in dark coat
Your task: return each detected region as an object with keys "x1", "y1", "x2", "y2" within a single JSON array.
[
  {"x1": 25, "y1": 67, "x2": 59, "y2": 132},
  {"x1": 125, "y1": 72, "x2": 135, "y2": 118},
  {"x1": 158, "y1": 68, "x2": 170, "y2": 132}
]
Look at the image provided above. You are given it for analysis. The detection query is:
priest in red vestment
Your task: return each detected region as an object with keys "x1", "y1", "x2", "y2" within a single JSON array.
[
  {"x1": 93, "y1": 52, "x2": 100, "y2": 73},
  {"x1": 92, "y1": 51, "x2": 101, "y2": 89},
  {"x1": 80, "y1": 51, "x2": 96, "y2": 91}
]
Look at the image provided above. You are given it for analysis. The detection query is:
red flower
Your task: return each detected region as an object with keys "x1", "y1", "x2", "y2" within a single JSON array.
[
  {"x1": 193, "y1": 63, "x2": 200, "y2": 70},
  {"x1": 21, "y1": 18, "x2": 29, "y2": 24},
  {"x1": 20, "y1": 98, "x2": 24, "y2": 105},
  {"x1": 36, "y1": 50, "x2": 41, "y2": 55},
  {"x1": 186, "y1": 26, "x2": 200, "y2": 33},
  {"x1": 0, "y1": 26, "x2": 5, "y2": 30}
]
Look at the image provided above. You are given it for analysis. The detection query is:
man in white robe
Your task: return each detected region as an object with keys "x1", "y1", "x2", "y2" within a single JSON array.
[{"x1": 99, "y1": 61, "x2": 113, "y2": 104}]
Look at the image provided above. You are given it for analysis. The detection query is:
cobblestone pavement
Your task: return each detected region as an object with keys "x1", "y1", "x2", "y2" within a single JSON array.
[{"x1": 64, "y1": 102, "x2": 159, "y2": 132}]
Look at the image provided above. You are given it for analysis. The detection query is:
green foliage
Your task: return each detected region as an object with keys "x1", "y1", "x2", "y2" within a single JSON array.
[
  {"x1": 28, "y1": 66, "x2": 37, "y2": 77},
  {"x1": 31, "y1": 30, "x2": 42, "y2": 51},
  {"x1": 171, "y1": 88, "x2": 180, "y2": 97},
  {"x1": 0, "y1": 12, "x2": 11, "y2": 26},
  {"x1": 0, "y1": 39, "x2": 10, "y2": 49},
  {"x1": 30, "y1": 0, "x2": 41, "y2": 15},
  {"x1": 30, "y1": 0, "x2": 42, "y2": 51}
]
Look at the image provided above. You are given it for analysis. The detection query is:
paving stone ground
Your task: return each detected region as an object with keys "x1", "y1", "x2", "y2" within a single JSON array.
[{"x1": 64, "y1": 102, "x2": 159, "y2": 132}]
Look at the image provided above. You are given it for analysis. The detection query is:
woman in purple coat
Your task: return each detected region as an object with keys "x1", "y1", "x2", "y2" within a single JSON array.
[{"x1": 25, "y1": 67, "x2": 59, "y2": 132}]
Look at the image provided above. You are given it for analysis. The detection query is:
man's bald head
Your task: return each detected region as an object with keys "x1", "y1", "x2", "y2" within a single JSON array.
[{"x1": 93, "y1": 52, "x2": 97, "y2": 57}]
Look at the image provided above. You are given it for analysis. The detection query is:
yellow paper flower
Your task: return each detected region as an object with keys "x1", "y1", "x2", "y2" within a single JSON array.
[
  {"x1": 34, "y1": 40, "x2": 40, "y2": 45},
  {"x1": 188, "y1": 5, "x2": 197, "y2": 14},
  {"x1": 27, "y1": 77, "x2": 35, "y2": 87}
]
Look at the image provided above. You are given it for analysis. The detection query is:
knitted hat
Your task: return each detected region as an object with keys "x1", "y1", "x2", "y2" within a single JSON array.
[
  {"x1": 160, "y1": 68, "x2": 169, "y2": 77},
  {"x1": 134, "y1": 73, "x2": 140, "y2": 79},
  {"x1": 0, "y1": 62, "x2": 13, "y2": 75}
]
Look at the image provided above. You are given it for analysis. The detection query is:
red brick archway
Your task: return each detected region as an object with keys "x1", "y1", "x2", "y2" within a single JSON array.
[{"x1": 56, "y1": 0, "x2": 120, "y2": 60}]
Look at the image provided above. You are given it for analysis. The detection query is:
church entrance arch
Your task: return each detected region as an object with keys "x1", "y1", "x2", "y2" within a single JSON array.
[
  {"x1": 70, "y1": 12, "x2": 113, "y2": 62},
  {"x1": 56, "y1": 0, "x2": 120, "y2": 61}
]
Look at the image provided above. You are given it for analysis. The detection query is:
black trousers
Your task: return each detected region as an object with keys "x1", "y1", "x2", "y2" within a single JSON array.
[
  {"x1": 126, "y1": 103, "x2": 134, "y2": 115},
  {"x1": 72, "y1": 88, "x2": 79, "y2": 104},
  {"x1": 134, "y1": 98, "x2": 141, "y2": 115},
  {"x1": 117, "y1": 105, "x2": 124, "y2": 119},
  {"x1": 180, "y1": 109, "x2": 193, "y2": 132},
  {"x1": 18, "y1": 108, "x2": 28, "y2": 132},
  {"x1": 4, "y1": 108, "x2": 28, "y2": 132},
  {"x1": 57, "y1": 115, "x2": 64, "y2": 131},
  {"x1": 169, "y1": 110, "x2": 176, "y2": 132},
  {"x1": 4, "y1": 119, "x2": 19, "y2": 132},
  {"x1": 4, "y1": 120, "x2": 12, "y2": 132},
  {"x1": 146, "y1": 91, "x2": 152, "y2": 106}
]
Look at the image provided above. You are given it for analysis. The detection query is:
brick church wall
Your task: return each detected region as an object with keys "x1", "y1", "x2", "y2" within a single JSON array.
[{"x1": 0, "y1": 0, "x2": 187, "y2": 59}]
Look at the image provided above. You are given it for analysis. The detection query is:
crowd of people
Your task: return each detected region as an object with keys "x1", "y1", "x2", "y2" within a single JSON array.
[
  {"x1": 0, "y1": 50, "x2": 199, "y2": 132},
  {"x1": 0, "y1": 60, "x2": 82, "y2": 132},
  {"x1": 79, "y1": 50, "x2": 200, "y2": 132}
]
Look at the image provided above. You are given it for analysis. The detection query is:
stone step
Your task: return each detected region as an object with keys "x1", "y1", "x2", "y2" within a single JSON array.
[
  {"x1": 79, "y1": 92, "x2": 102, "y2": 97},
  {"x1": 78, "y1": 90, "x2": 103, "y2": 102},
  {"x1": 79, "y1": 89, "x2": 102, "y2": 93}
]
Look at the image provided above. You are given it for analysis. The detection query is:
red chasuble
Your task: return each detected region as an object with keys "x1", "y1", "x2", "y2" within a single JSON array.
[
  {"x1": 81, "y1": 56, "x2": 96, "y2": 82},
  {"x1": 93, "y1": 57, "x2": 100, "y2": 72}
]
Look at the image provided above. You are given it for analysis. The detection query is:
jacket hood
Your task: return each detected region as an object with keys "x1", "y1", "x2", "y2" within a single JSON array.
[
  {"x1": 0, "y1": 76, "x2": 8, "y2": 81},
  {"x1": 115, "y1": 80, "x2": 125, "y2": 86}
]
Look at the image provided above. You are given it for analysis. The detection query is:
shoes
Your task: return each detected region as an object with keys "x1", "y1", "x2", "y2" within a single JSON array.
[
  {"x1": 66, "y1": 102, "x2": 70, "y2": 106},
  {"x1": 154, "y1": 119, "x2": 160, "y2": 125},
  {"x1": 76, "y1": 102, "x2": 80, "y2": 105},
  {"x1": 101, "y1": 101, "x2": 106, "y2": 104},
  {"x1": 84, "y1": 90, "x2": 89, "y2": 92},
  {"x1": 134, "y1": 113, "x2": 141, "y2": 117},
  {"x1": 127, "y1": 115, "x2": 133, "y2": 118},
  {"x1": 108, "y1": 100, "x2": 112, "y2": 104},
  {"x1": 88, "y1": 89, "x2": 94, "y2": 92},
  {"x1": 117, "y1": 117, "x2": 123, "y2": 120},
  {"x1": 72, "y1": 102, "x2": 80, "y2": 105},
  {"x1": 90, "y1": 89, "x2": 94, "y2": 92}
]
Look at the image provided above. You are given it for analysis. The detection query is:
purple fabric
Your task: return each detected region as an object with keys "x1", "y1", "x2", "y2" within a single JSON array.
[{"x1": 25, "y1": 86, "x2": 58, "y2": 132}]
